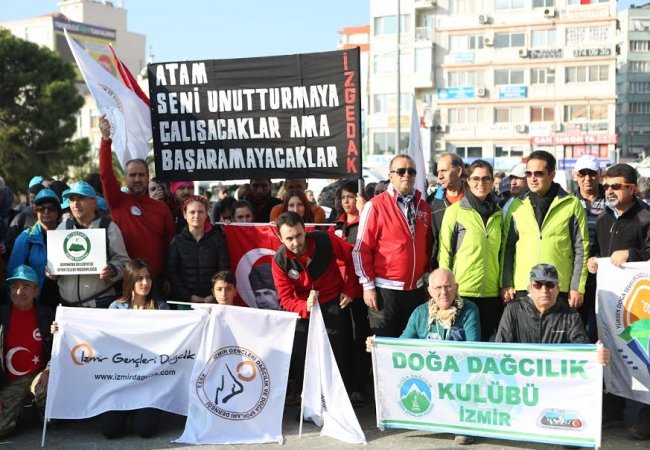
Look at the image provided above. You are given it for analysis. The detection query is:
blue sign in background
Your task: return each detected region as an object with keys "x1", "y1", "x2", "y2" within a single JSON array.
[
  {"x1": 437, "y1": 86, "x2": 476, "y2": 100},
  {"x1": 498, "y1": 85, "x2": 527, "y2": 100}
]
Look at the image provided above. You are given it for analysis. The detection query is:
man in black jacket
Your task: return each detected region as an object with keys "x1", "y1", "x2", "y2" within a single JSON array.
[
  {"x1": 0, "y1": 265, "x2": 54, "y2": 437},
  {"x1": 587, "y1": 163, "x2": 650, "y2": 440}
]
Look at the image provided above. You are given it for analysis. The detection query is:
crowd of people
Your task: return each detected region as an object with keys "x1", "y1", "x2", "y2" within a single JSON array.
[{"x1": 0, "y1": 120, "x2": 648, "y2": 444}]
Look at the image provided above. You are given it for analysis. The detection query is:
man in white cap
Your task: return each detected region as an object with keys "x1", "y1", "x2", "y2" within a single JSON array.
[
  {"x1": 500, "y1": 162, "x2": 527, "y2": 216},
  {"x1": 573, "y1": 155, "x2": 605, "y2": 342}
]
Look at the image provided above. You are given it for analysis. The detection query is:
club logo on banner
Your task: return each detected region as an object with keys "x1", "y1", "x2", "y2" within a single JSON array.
[
  {"x1": 372, "y1": 338, "x2": 602, "y2": 448},
  {"x1": 596, "y1": 260, "x2": 650, "y2": 404},
  {"x1": 196, "y1": 346, "x2": 270, "y2": 420},
  {"x1": 63, "y1": 231, "x2": 91, "y2": 261},
  {"x1": 148, "y1": 49, "x2": 361, "y2": 181}
]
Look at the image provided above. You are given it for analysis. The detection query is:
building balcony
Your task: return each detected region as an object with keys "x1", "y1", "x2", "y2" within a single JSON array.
[
  {"x1": 414, "y1": 0, "x2": 436, "y2": 10},
  {"x1": 413, "y1": 71, "x2": 435, "y2": 88},
  {"x1": 414, "y1": 26, "x2": 433, "y2": 43}
]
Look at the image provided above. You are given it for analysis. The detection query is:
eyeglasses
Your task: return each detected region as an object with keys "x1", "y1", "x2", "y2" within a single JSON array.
[
  {"x1": 469, "y1": 176, "x2": 493, "y2": 184},
  {"x1": 524, "y1": 170, "x2": 546, "y2": 178},
  {"x1": 532, "y1": 281, "x2": 557, "y2": 290},
  {"x1": 577, "y1": 170, "x2": 598, "y2": 178},
  {"x1": 603, "y1": 183, "x2": 633, "y2": 191},
  {"x1": 36, "y1": 205, "x2": 58, "y2": 213},
  {"x1": 391, "y1": 167, "x2": 417, "y2": 177}
]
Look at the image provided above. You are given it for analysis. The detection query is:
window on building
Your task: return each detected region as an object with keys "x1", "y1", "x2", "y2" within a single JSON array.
[
  {"x1": 494, "y1": 69, "x2": 525, "y2": 85},
  {"x1": 373, "y1": 132, "x2": 410, "y2": 154},
  {"x1": 448, "y1": 107, "x2": 486, "y2": 124},
  {"x1": 494, "y1": 32, "x2": 526, "y2": 48},
  {"x1": 450, "y1": 0, "x2": 488, "y2": 15},
  {"x1": 531, "y1": 67, "x2": 555, "y2": 84},
  {"x1": 631, "y1": 19, "x2": 650, "y2": 31},
  {"x1": 447, "y1": 70, "x2": 485, "y2": 87},
  {"x1": 449, "y1": 34, "x2": 484, "y2": 51},
  {"x1": 630, "y1": 81, "x2": 650, "y2": 93},
  {"x1": 565, "y1": 104, "x2": 608, "y2": 121},
  {"x1": 566, "y1": 27, "x2": 609, "y2": 45},
  {"x1": 374, "y1": 14, "x2": 411, "y2": 36},
  {"x1": 566, "y1": 65, "x2": 608, "y2": 82},
  {"x1": 630, "y1": 40, "x2": 650, "y2": 52},
  {"x1": 495, "y1": 146, "x2": 525, "y2": 157},
  {"x1": 631, "y1": 61, "x2": 650, "y2": 73},
  {"x1": 373, "y1": 93, "x2": 413, "y2": 114},
  {"x1": 494, "y1": 106, "x2": 525, "y2": 122},
  {"x1": 531, "y1": 29, "x2": 556, "y2": 47},
  {"x1": 629, "y1": 103, "x2": 650, "y2": 114},
  {"x1": 372, "y1": 51, "x2": 412, "y2": 74},
  {"x1": 495, "y1": 0, "x2": 525, "y2": 10},
  {"x1": 531, "y1": 106, "x2": 555, "y2": 122},
  {"x1": 533, "y1": 0, "x2": 554, "y2": 6},
  {"x1": 454, "y1": 146, "x2": 483, "y2": 158}
]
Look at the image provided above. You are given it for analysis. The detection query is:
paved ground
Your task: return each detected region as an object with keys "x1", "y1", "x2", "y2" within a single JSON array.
[{"x1": 0, "y1": 402, "x2": 645, "y2": 449}]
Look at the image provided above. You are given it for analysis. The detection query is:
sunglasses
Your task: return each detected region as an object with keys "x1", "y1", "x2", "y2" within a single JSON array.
[
  {"x1": 524, "y1": 170, "x2": 546, "y2": 178},
  {"x1": 577, "y1": 170, "x2": 598, "y2": 178},
  {"x1": 532, "y1": 281, "x2": 557, "y2": 290},
  {"x1": 36, "y1": 205, "x2": 58, "y2": 213},
  {"x1": 391, "y1": 167, "x2": 417, "y2": 176},
  {"x1": 603, "y1": 183, "x2": 633, "y2": 191},
  {"x1": 469, "y1": 176, "x2": 493, "y2": 184}
]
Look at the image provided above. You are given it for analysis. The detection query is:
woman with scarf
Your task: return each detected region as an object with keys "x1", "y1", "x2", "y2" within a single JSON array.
[{"x1": 438, "y1": 159, "x2": 503, "y2": 342}]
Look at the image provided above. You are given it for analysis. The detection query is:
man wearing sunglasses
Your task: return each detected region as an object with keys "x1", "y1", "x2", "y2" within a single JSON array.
[
  {"x1": 496, "y1": 264, "x2": 609, "y2": 361},
  {"x1": 501, "y1": 151, "x2": 589, "y2": 310},
  {"x1": 354, "y1": 154, "x2": 432, "y2": 338},
  {"x1": 587, "y1": 163, "x2": 650, "y2": 440}
]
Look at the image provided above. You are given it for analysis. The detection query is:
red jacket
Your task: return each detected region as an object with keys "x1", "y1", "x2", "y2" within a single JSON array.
[
  {"x1": 272, "y1": 231, "x2": 358, "y2": 318},
  {"x1": 99, "y1": 139, "x2": 175, "y2": 276},
  {"x1": 353, "y1": 185, "x2": 432, "y2": 291}
]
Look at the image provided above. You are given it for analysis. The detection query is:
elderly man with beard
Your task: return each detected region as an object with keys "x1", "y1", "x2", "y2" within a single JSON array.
[
  {"x1": 587, "y1": 163, "x2": 650, "y2": 440},
  {"x1": 99, "y1": 118, "x2": 175, "y2": 297}
]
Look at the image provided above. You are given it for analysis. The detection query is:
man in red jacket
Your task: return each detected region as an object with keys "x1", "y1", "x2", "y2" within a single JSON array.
[
  {"x1": 272, "y1": 211, "x2": 357, "y2": 389},
  {"x1": 98, "y1": 117, "x2": 175, "y2": 297},
  {"x1": 353, "y1": 154, "x2": 432, "y2": 337}
]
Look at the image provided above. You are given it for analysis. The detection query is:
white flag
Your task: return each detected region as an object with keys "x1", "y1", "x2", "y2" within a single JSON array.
[
  {"x1": 45, "y1": 307, "x2": 208, "y2": 419},
  {"x1": 64, "y1": 30, "x2": 151, "y2": 168},
  {"x1": 407, "y1": 96, "x2": 427, "y2": 195},
  {"x1": 176, "y1": 305, "x2": 298, "y2": 445},
  {"x1": 596, "y1": 259, "x2": 650, "y2": 405},
  {"x1": 301, "y1": 302, "x2": 366, "y2": 444}
]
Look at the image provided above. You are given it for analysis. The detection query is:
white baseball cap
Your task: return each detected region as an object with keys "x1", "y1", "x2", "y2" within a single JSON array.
[
  {"x1": 574, "y1": 155, "x2": 599, "y2": 173},
  {"x1": 509, "y1": 163, "x2": 527, "y2": 179}
]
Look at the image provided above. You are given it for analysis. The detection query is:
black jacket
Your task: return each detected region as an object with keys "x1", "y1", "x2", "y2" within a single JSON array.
[
  {"x1": 495, "y1": 296, "x2": 589, "y2": 344},
  {"x1": 428, "y1": 189, "x2": 456, "y2": 270},
  {"x1": 0, "y1": 302, "x2": 54, "y2": 386},
  {"x1": 167, "y1": 227, "x2": 230, "y2": 301},
  {"x1": 593, "y1": 198, "x2": 650, "y2": 261}
]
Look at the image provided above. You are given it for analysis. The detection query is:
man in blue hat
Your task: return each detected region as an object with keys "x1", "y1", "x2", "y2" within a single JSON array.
[
  {"x1": 51, "y1": 181, "x2": 130, "y2": 308},
  {"x1": 0, "y1": 265, "x2": 53, "y2": 437}
]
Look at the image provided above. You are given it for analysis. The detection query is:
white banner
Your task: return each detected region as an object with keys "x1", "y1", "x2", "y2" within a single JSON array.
[
  {"x1": 302, "y1": 302, "x2": 366, "y2": 444},
  {"x1": 47, "y1": 229, "x2": 107, "y2": 275},
  {"x1": 176, "y1": 305, "x2": 298, "y2": 445},
  {"x1": 46, "y1": 307, "x2": 208, "y2": 419},
  {"x1": 596, "y1": 259, "x2": 650, "y2": 405},
  {"x1": 372, "y1": 338, "x2": 602, "y2": 447}
]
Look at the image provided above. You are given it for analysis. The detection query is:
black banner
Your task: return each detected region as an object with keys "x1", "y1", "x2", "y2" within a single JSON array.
[{"x1": 148, "y1": 49, "x2": 362, "y2": 181}]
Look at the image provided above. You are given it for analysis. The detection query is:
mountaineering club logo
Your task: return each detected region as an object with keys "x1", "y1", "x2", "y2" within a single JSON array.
[
  {"x1": 398, "y1": 376, "x2": 433, "y2": 417},
  {"x1": 617, "y1": 276, "x2": 650, "y2": 375},
  {"x1": 196, "y1": 346, "x2": 270, "y2": 420},
  {"x1": 63, "y1": 231, "x2": 91, "y2": 261}
]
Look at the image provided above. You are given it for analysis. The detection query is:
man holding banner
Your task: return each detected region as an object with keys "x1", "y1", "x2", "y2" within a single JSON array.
[
  {"x1": 272, "y1": 212, "x2": 357, "y2": 389},
  {"x1": 587, "y1": 163, "x2": 650, "y2": 440}
]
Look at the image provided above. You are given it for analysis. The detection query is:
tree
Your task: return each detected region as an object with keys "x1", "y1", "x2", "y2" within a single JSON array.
[{"x1": 0, "y1": 28, "x2": 90, "y2": 190}]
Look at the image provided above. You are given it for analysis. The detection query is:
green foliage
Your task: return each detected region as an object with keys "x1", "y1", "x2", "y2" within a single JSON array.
[{"x1": 0, "y1": 29, "x2": 90, "y2": 189}]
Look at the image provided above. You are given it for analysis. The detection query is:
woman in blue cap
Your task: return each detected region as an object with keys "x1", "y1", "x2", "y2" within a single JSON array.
[{"x1": 7, "y1": 189, "x2": 62, "y2": 310}]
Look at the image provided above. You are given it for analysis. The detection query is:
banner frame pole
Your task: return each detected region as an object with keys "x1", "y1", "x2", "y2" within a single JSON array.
[
  {"x1": 40, "y1": 419, "x2": 48, "y2": 447},
  {"x1": 370, "y1": 336, "x2": 384, "y2": 431}
]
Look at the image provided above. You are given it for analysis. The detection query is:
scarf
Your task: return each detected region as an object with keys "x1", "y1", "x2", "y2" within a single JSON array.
[
  {"x1": 528, "y1": 182, "x2": 559, "y2": 228},
  {"x1": 427, "y1": 297, "x2": 464, "y2": 329},
  {"x1": 463, "y1": 189, "x2": 497, "y2": 225}
]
